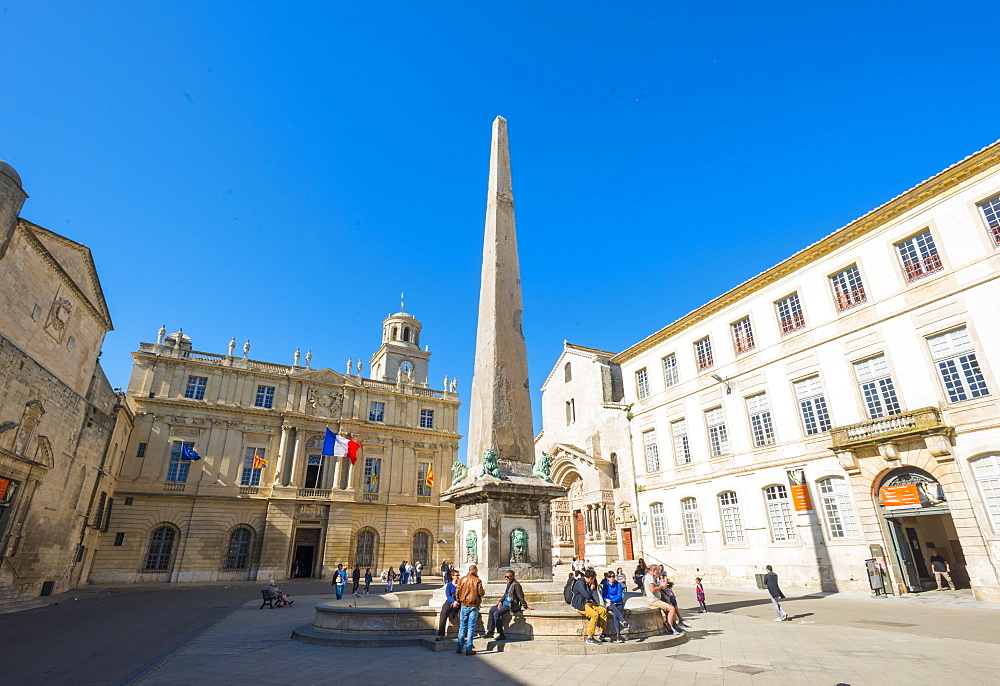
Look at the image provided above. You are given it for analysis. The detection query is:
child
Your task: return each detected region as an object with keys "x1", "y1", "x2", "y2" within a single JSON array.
[
  {"x1": 695, "y1": 577, "x2": 707, "y2": 612},
  {"x1": 663, "y1": 580, "x2": 691, "y2": 629}
]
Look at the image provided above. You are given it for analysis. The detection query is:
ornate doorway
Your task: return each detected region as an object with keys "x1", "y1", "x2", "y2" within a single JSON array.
[{"x1": 574, "y1": 511, "x2": 586, "y2": 559}]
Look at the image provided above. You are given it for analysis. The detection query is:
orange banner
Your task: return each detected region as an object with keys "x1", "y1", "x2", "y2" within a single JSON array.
[
  {"x1": 787, "y1": 468, "x2": 813, "y2": 513},
  {"x1": 0, "y1": 477, "x2": 10, "y2": 502},
  {"x1": 880, "y1": 484, "x2": 922, "y2": 509}
]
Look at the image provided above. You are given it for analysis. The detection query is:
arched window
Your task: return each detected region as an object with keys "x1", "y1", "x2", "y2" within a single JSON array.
[
  {"x1": 564, "y1": 362, "x2": 572, "y2": 382},
  {"x1": 403, "y1": 327, "x2": 410, "y2": 342},
  {"x1": 355, "y1": 529, "x2": 377, "y2": 568},
  {"x1": 817, "y1": 476, "x2": 859, "y2": 539},
  {"x1": 650, "y1": 502, "x2": 668, "y2": 547},
  {"x1": 223, "y1": 527, "x2": 253, "y2": 569},
  {"x1": 144, "y1": 526, "x2": 177, "y2": 571},
  {"x1": 764, "y1": 484, "x2": 796, "y2": 542},
  {"x1": 718, "y1": 491, "x2": 745, "y2": 544},
  {"x1": 681, "y1": 498, "x2": 703, "y2": 546},
  {"x1": 971, "y1": 453, "x2": 1000, "y2": 532},
  {"x1": 412, "y1": 530, "x2": 429, "y2": 566},
  {"x1": 610, "y1": 452, "x2": 620, "y2": 489},
  {"x1": 392, "y1": 327, "x2": 398, "y2": 340}
]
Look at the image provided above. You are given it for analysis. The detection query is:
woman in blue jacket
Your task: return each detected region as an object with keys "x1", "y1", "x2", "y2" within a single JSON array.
[{"x1": 600, "y1": 571, "x2": 629, "y2": 642}]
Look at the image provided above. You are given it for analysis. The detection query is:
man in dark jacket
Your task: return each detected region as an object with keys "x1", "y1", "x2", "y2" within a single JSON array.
[
  {"x1": 436, "y1": 569, "x2": 462, "y2": 640},
  {"x1": 484, "y1": 569, "x2": 532, "y2": 640},
  {"x1": 572, "y1": 570, "x2": 608, "y2": 645},
  {"x1": 764, "y1": 565, "x2": 788, "y2": 621}
]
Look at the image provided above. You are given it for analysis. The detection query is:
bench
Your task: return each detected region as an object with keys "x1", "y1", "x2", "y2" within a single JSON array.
[{"x1": 261, "y1": 589, "x2": 281, "y2": 609}]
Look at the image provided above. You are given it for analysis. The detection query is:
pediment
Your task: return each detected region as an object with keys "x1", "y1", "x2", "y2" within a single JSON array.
[{"x1": 291, "y1": 368, "x2": 346, "y2": 385}]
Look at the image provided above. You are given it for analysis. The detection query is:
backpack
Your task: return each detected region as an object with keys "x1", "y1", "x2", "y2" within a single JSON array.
[{"x1": 563, "y1": 578, "x2": 575, "y2": 605}]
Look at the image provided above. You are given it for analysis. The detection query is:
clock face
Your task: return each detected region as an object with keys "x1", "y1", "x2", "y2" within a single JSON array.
[{"x1": 400, "y1": 361, "x2": 414, "y2": 374}]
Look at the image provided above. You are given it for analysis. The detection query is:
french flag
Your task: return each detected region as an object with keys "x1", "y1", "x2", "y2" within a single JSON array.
[{"x1": 323, "y1": 428, "x2": 361, "y2": 464}]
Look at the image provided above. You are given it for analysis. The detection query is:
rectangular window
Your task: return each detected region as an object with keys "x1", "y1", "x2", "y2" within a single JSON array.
[
  {"x1": 642, "y1": 429, "x2": 660, "y2": 472},
  {"x1": 718, "y1": 491, "x2": 745, "y2": 544},
  {"x1": 241, "y1": 447, "x2": 265, "y2": 486},
  {"x1": 705, "y1": 407, "x2": 729, "y2": 457},
  {"x1": 363, "y1": 458, "x2": 381, "y2": 493},
  {"x1": 928, "y1": 327, "x2": 990, "y2": 402},
  {"x1": 819, "y1": 477, "x2": 859, "y2": 539},
  {"x1": 417, "y1": 462, "x2": 432, "y2": 496},
  {"x1": 662, "y1": 354, "x2": 679, "y2": 387},
  {"x1": 304, "y1": 455, "x2": 325, "y2": 489},
  {"x1": 419, "y1": 409, "x2": 434, "y2": 429},
  {"x1": 854, "y1": 355, "x2": 901, "y2": 418},
  {"x1": 764, "y1": 485, "x2": 796, "y2": 542},
  {"x1": 746, "y1": 393, "x2": 775, "y2": 447},
  {"x1": 565, "y1": 399, "x2": 575, "y2": 425},
  {"x1": 731, "y1": 317, "x2": 755, "y2": 354},
  {"x1": 671, "y1": 419, "x2": 691, "y2": 465},
  {"x1": 682, "y1": 498, "x2": 703, "y2": 546},
  {"x1": 184, "y1": 376, "x2": 208, "y2": 400},
  {"x1": 166, "y1": 442, "x2": 192, "y2": 483},
  {"x1": 694, "y1": 337, "x2": 714, "y2": 371},
  {"x1": 136, "y1": 442, "x2": 147, "y2": 458},
  {"x1": 124, "y1": 497, "x2": 134, "y2": 506},
  {"x1": 775, "y1": 293, "x2": 805, "y2": 334},
  {"x1": 896, "y1": 229, "x2": 943, "y2": 283},
  {"x1": 830, "y1": 265, "x2": 867, "y2": 312},
  {"x1": 977, "y1": 193, "x2": 1000, "y2": 246},
  {"x1": 794, "y1": 376, "x2": 832, "y2": 435},
  {"x1": 636, "y1": 368, "x2": 650, "y2": 399},
  {"x1": 369, "y1": 401, "x2": 385, "y2": 422},
  {"x1": 113, "y1": 532, "x2": 125, "y2": 547},
  {"x1": 650, "y1": 502, "x2": 668, "y2": 547},
  {"x1": 254, "y1": 386, "x2": 275, "y2": 408}
]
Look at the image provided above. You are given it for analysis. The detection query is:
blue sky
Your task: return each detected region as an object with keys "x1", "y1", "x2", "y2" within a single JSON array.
[{"x1": 2, "y1": 2, "x2": 998, "y2": 460}]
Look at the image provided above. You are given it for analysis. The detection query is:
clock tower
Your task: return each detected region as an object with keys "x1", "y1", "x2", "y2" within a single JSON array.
[{"x1": 369, "y1": 308, "x2": 431, "y2": 385}]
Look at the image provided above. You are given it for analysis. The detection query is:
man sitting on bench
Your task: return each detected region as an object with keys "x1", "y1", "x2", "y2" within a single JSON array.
[{"x1": 265, "y1": 580, "x2": 293, "y2": 607}]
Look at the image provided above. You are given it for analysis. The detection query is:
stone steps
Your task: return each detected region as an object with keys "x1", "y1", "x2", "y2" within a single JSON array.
[
  {"x1": 0, "y1": 584, "x2": 51, "y2": 615},
  {"x1": 291, "y1": 624, "x2": 688, "y2": 654}
]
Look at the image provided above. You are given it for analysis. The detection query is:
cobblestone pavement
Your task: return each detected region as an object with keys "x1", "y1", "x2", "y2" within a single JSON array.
[{"x1": 137, "y1": 586, "x2": 1000, "y2": 685}]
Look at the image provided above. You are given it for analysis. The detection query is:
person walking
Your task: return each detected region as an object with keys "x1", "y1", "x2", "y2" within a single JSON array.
[
  {"x1": 351, "y1": 566, "x2": 361, "y2": 594},
  {"x1": 572, "y1": 570, "x2": 609, "y2": 645},
  {"x1": 644, "y1": 564, "x2": 682, "y2": 634},
  {"x1": 415, "y1": 561, "x2": 423, "y2": 584},
  {"x1": 600, "y1": 570, "x2": 629, "y2": 643},
  {"x1": 484, "y1": 569, "x2": 531, "y2": 641},
  {"x1": 695, "y1": 577, "x2": 707, "y2": 612},
  {"x1": 363, "y1": 568, "x2": 372, "y2": 594},
  {"x1": 385, "y1": 566, "x2": 396, "y2": 593},
  {"x1": 764, "y1": 565, "x2": 788, "y2": 621},
  {"x1": 455, "y1": 564, "x2": 485, "y2": 655},
  {"x1": 436, "y1": 569, "x2": 462, "y2": 641},
  {"x1": 929, "y1": 550, "x2": 956, "y2": 590},
  {"x1": 333, "y1": 564, "x2": 348, "y2": 600}
]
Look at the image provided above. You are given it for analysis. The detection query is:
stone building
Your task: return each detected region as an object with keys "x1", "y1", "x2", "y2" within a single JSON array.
[
  {"x1": 536, "y1": 343, "x2": 637, "y2": 566},
  {"x1": 0, "y1": 160, "x2": 133, "y2": 599},
  {"x1": 89, "y1": 310, "x2": 461, "y2": 583},
  {"x1": 603, "y1": 140, "x2": 1000, "y2": 600}
]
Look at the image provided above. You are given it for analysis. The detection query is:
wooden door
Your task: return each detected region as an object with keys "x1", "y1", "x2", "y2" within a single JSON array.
[
  {"x1": 574, "y1": 510, "x2": 586, "y2": 558},
  {"x1": 622, "y1": 528, "x2": 634, "y2": 561}
]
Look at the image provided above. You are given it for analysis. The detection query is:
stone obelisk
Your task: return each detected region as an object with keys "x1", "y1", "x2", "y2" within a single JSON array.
[
  {"x1": 466, "y1": 115, "x2": 535, "y2": 472},
  {"x1": 442, "y1": 117, "x2": 565, "y2": 584}
]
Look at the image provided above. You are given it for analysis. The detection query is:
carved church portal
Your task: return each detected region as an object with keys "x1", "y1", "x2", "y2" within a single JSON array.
[
  {"x1": 878, "y1": 467, "x2": 967, "y2": 592},
  {"x1": 574, "y1": 511, "x2": 586, "y2": 559}
]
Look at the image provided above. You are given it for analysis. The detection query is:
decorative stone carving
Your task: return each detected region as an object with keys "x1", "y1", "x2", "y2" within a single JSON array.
[
  {"x1": 34, "y1": 436, "x2": 53, "y2": 468},
  {"x1": 532, "y1": 452, "x2": 553, "y2": 482},
  {"x1": 479, "y1": 449, "x2": 501, "y2": 479},
  {"x1": 297, "y1": 504, "x2": 327, "y2": 518},
  {"x1": 294, "y1": 348, "x2": 301, "y2": 366},
  {"x1": 452, "y1": 461, "x2": 468, "y2": 485},
  {"x1": 228, "y1": 337, "x2": 236, "y2": 356},
  {"x1": 837, "y1": 450, "x2": 860, "y2": 474},
  {"x1": 347, "y1": 358, "x2": 353, "y2": 375},
  {"x1": 465, "y1": 530, "x2": 478, "y2": 563},
  {"x1": 878, "y1": 443, "x2": 901, "y2": 464},
  {"x1": 157, "y1": 324, "x2": 167, "y2": 345},
  {"x1": 510, "y1": 528, "x2": 529, "y2": 563},
  {"x1": 242, "y1": 340, "x2": 250, "y2": 357},
  {"x1": 450, "y1": 377, "x2": 457, "y2": 393},
  {"x1": 305, "y1": 350, "x2": 312, "y2": 368},
  {"x1": 44, "y1": 293, "x2": 74, "y2": 343},
  {"x1": 14, "y1": 401, "x2": 44, "y2": 456}
]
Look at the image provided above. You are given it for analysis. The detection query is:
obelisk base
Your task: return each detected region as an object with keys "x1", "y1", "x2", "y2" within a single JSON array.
[{"x1": 442, "y1": 461, "x2": 566, "y2": 584}]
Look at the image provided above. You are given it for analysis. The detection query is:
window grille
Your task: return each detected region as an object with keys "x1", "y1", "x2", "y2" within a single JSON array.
[
  {"x1": 144, "y1": 526, "x2": 176, "y2": 571},
  {"x1": 775, "y1": 293, "x2": 806, "y2": 334},
  {"x1": 830, "y1": 265, "x2": 867, "y2": 311},
  {"x1": 896, "y1": 230, "x2": 943, "y2": 282},
  {"x1": 224, "y1": 527, "x2": 253, "y2": 569},
  {"x1": 694, "y1": 337, "x2": 714, "y2": 371},
  {"x1": 978, "y1": 194, "x2": 1000, "y2": 246},
  {"x1": 731, "y1": 317, "x2": 755, "y2": 354}
]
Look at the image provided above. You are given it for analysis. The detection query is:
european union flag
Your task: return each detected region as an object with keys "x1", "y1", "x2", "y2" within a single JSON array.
[{"x1": 181, "y1": 444, "x2": 202, "y2": 461}]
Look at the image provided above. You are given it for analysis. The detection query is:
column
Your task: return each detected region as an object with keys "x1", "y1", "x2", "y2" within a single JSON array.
[
  {"x1": 274, "y1": 424, "x2": 291, "y2": 487},
  {"x1": 288, "y1": 428, "x2": 304, "y2": 487}
]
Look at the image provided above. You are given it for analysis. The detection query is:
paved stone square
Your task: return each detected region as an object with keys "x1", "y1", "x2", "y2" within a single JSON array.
[{"x1": 135, "y1": 586, "x2": 1000, "y2": 685}]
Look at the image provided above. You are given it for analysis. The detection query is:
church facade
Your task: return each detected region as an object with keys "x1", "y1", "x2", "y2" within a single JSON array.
[
  {"x1": 542, "y1": 140, "x2": 1000, "y2": 601},
  {"x1": 89, "y1": 310, "x2": 461, "y2": 583},
  {"x1": 0, "y1": 160, "x2": 132, "y2": 598}
]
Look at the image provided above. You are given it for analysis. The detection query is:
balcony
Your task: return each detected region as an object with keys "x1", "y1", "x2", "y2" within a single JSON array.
[
  {"x1": 830, "y1": 407, "x2": 949, "y2": 451},
  {"x1": 361, "y1": 492, "x2": 380, "y2": 502},
  {"x1": 239, "y1": 486, "x2": 259, "y2": 495},
  {"x1": 163, "y1": 482, "x2": 186, "y2": 492},
  {"x1": 297, "y1": 488, "x2": 331, "y2": 499}
]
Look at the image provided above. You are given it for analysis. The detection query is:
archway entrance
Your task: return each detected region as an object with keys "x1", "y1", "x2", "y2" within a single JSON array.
[{"x1": 878, "y1": 467, "x2": 967, "y2": 592}]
